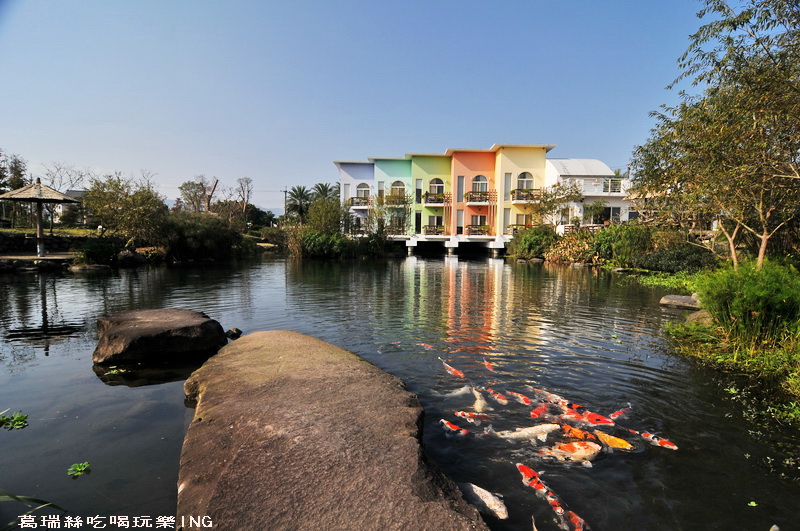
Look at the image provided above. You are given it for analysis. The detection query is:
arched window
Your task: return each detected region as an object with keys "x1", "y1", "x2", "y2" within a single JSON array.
[
  {"x1": 390, "y1": 180, "x2": 405, "y2": 196},
  {"x1": 517, "y1": 172, "x2": 534, "y2": 190},
  {"x1": 356, "y1": 183, "x2": 370, "y2": 198},
  {"x1": 429, "y1": 178, "x2": 444, "y2": 194},
  {"x1": 472, "y1": 175, "x2": 488, "y2": 192}
]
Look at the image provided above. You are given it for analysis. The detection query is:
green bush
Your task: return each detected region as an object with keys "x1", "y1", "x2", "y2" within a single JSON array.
[
  {"x1": 507, "y1": 226, "x2": 559, "y2": 259},
  {"x1": 74, "y1": 237, "x2": 123, "y2": 265},
  {"x1": 300, "y1": 231, "x2": 350, "y2": 258},
  {"x1": 696, "y1": 261, "x2": 800, "y2": 345},
  {"x1": 610, "y1": 224, "x2": 653, "y2": 268},
  {"x1": 639, "y1": 242, "x2": 718, "y2": 272},
  {"x1": 159, "y1": 212, "x2": 247, "y2": 262},
  {"x1": 260, "y1": 226, "x2": 287, "y2": 249},
  {"x1": 544, "y1": 230, "x2": 597, "y2": 263}
]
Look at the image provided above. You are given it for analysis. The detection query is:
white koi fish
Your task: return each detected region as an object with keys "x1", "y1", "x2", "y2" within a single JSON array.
[
  {"x1": 471, "y1": 387, "x2": 492, "y2": 413},
  {"x1": 456, "y1": 483, "x2": 508, "y2": 520},
  {"x1": 487, "y1": 423, "x2": 560, "y2": 442}
]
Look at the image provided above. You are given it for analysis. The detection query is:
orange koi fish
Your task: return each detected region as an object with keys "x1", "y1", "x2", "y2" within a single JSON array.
[
  {"x1": 562, "y1": 424, "x2": 597, "y2": 441},
  {"x1": 480, "y1": 358, "x2": 495, "y2": 371},
  {"x1": 438, "y1": 357, "x2": 465, "y2": 378},
  {"x1": 454, "y1": 411, "x2": 491, "y2": 426},
  {"x1": 561, "y1": 407, "x2": 614, "y2": 426},
  {"x1": 439, "y1": 419, "x2": 471, "y2": 438},
  {"x1": 566, "y1": 510, "x2": 591, "y2": 531},
  {"x1": 628, "y1": 428, "x2": 678, "y2": 450},
  {"x1": 485, "y1": 388, "x2": 509, "y2": 405},
  {"x1": 507, "y1": 391, "x2": 532, "y2": 405},
  {"x1": 418, "y1": 343, "x2": 434, "y2": 350},
  {"x1": 594, "y1": 430, "x2": 634, "y2": 450},
  {"x1": 537, "y1": 441, "x2": 602, "y2": 465}
]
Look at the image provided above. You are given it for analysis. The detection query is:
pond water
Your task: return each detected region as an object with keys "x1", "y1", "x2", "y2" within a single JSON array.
[{"x1": 1, "y1": 256, "x2": 798, "y2": 530}]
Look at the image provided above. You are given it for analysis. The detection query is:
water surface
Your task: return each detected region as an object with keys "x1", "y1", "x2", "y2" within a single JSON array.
[{"x1": 1, "y1": 256, "x2": 798, "y2": 530}]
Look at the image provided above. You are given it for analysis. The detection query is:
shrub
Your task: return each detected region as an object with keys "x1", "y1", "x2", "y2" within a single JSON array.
[
  {"x1": 260, "y1": 226, "x2": 287, "y2": 249},
  {"x1": 638, "y1": 242, "x2": 718, "y2": 272},
  {"x1": 159, "y1": 212, "x2": 247, "y2": 262},
  {"x1": 696, "y1": 261, "x2": 800, "y2": 345},
  {"x1": 507, "y1": 226, "x2": 559, "y2": 259},
  {"x1": 544, "y1": 230, "x2": 598, "y2": 263},
  {"x1": 74, "y1": 237, "x2": 124, "y2": 265}
]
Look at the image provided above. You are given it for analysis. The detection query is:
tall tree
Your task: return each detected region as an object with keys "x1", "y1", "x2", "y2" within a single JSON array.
[
  {"x1": 311, "y1": 182, "x2": 336, "y2": 201},
  {"x1": 236, "y1": 177, "x2": 253, "y2": 219},
  {"x1": 286, "y1": 185, "x2": 312, "y2": 223}
]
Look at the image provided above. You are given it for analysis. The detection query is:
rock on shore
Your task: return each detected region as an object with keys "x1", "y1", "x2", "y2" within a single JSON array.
[
  {"x1": 176, "y1": 330, "x2": 488, "y2": 531},
  {"x1": 93, "y1": 309, "x2": 227, "y2": 364}
]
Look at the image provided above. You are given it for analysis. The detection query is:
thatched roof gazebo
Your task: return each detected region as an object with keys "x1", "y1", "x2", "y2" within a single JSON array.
[{"x1": 0, "y1": 178, "x2": 81, "y2": 257}]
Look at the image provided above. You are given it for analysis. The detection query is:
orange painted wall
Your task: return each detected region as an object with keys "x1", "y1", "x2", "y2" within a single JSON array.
[{"x1": 450, "y1": 151, "x2": 496, "y2": 234}]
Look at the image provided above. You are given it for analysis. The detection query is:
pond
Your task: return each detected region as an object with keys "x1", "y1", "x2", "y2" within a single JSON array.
[{"x1": 1, "y1": 256, "x2": 798, "y2": 530}]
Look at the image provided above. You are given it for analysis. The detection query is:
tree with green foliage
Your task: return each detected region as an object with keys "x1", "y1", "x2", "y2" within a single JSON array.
[
  {"x1": 286, "y1": 185, "x2": 313, "y2": 223},
  {"x1": 83, "y1": 173, "x2": 168, "y2": 245},
  {"x1": 630, "y1": 0, "x2": 800, "y2": 270},
  {"x1": 523, "y1": 181, "x2": 582, "y2": 226},
  {"x1": 311, "y1": 182, "x2": 338, "y2": 201}
]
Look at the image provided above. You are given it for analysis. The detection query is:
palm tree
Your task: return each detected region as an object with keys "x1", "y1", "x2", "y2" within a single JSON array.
[
  {"x1": 311, "y1": 182, "x2": 336, "y2": 201},
  {"x1": 286, "y1": 185, "x2": 312, "y2": 223}
]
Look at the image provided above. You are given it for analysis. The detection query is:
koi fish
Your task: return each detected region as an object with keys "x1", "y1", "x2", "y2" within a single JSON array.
[
  {"x1": 527, "y1": 387, "x2": 570, "y2": 407},
  {"x1": 438, "y1": 357, "x2": 465, "y2": 378},
  {"x1": 609, "y1": 405, "x2": 632, "y2": 420},
  {"x1": 390, "y1": 340, "x2": 402, "y2": 345},
  {"x1": 439, "y1": 419, "x2": 471, "y2": 438},
  {"x1": 454, "y1": 411, "x2": 491, "y2": 426},
  {"x1": 516, "y1": 464, "x2": 568, "y2": 519},
  {"x1": 562, "y1": 424, "x2": 597, "y2": 441},
  {"x1": 594, "y1": 430, "x2": 634, "y2": 450},
  {"x1": 566, "y1": 510, "x2": 591, "y2": 531},
  {"x1": 488, "y1": 423, "x2": 560, "y2": 442},
  {"x1": 432, "y1": 385, "x2": 472, "y2": 399},
  {"x1": 628, "y1": 428, "x2": 678, "y2": 450},
  {"x1": 560, "y1": 407, "x2": 614, "y2": 426},
  {"x1": 485, "y1": 388, "x2": 509, "y2": 405},
  {"x1": 507, "y1": 391, "x2": 532, "y2": 405},
  {"x1": 537, "y1": 441, "x2": 602, "y2": 465},
  {"x1": 480, "y1": 358, "x2": 495, "y2": 371},
  {"x1": 456, "y1": 483, "x2": 508, "y2": 520},
  {"x1": 471, "y1": 387, "x2": 491, "y2": 413},
  {"x1": 530, "y1": 404, "x2": 551, "y2": 419},
  {"x1": 418, "y1": 343, "x2": 434, "y2": 350}
]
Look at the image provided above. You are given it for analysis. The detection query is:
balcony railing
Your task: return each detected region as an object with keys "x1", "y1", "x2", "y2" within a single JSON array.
[
  {"x1": 464, "y1": 190, "x2": 495, "y2": 203},
  {"x1": 505, "y1": 224, "x2": 533, "y2": 235},
  {"x1": 510, "y1": 189, "x2": 542, "y2": 202},
  {"x1": 465, "y1": 224, "x2": 491, "y2": 236},
  {"x1": 423, "y1": 225, "x2": 445, "y2": 235},
  {"x1": 423, "y1": 192, "x2": 448, "y2": 205},
  {"x1": 348, "y1": 197, "x2": 370, "y2": 208},
  {"x1": 384, "y1": 194, "x2": 407, "y2": 206}
]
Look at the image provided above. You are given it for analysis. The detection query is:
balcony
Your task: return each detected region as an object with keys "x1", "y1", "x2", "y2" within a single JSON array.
[
  {"x1": 348, "y1": 197, "x2": 370, "y2": 209},
  {"x1": 423, "y1": 192, "x2": 450, "y2": 207},
  {"x1": 465, "y1": 224, "x2": 491, "y2": 236},
  {"x1": 505, "y1": 224, "x2": 533, "y2": 235},
  {"x1": 464, "y1": 190, "x2": 496, "y2": 205},
  {"x1": 423, "y1": 225, "x2": 445, "y2": 235},
  {"x1": 567, "y1": 178, "x2": 630, "y2": 197},
  {"x1": 383, "y1": 194, "x2": 407, "y2": 207},
  {"x1": 510, "y1": 189, "x2": 542, "y2": 203}
]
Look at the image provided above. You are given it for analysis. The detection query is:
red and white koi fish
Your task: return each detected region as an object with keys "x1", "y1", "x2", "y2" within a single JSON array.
[
  {"x1": 530, "y1": 404, "x2": 551, "y2": 419},
  {"x1": 439, "y1": 419, "x2": 471, "y2": 438},
  {"x1": 566, "y1": 510, "x2": 591, "y2": 531},
  {"x1": 454, "y1": 411, "x2": 491, "y2": 426},
  {"x1": 485, "y1": 388, "x2": 509, "y2": 405},
  {"x1": 507, "y1": 391, "x2": 532, "y2": 405},
  {"x1": 418, "y1": 343, "x2": 434, "y2": 350},
  {"x1": 609, "y1": 405, "x2": 632, "y2": 420},
  {"x1": 516, "y1": 464, "x2": 568, "y2": 519},
  {"x1": 527, "y1": 387, "x2": 570, "y2": 408},
  {"x1": 390, "y1": 340, "x2": 402, "y2": 345},
  {"x1": 438, "y1": 357, "x2": 465, "y2": 378},
  {"x1": 537, "y1": 441, "x2": 603, "y2": 465},
  {"x1": 480, "y1": 358, "x2": 495, "y2": 371},
  {"x1": 628, "y1": 428, "x2": 678, "y2": 450},
  {"x1": 560, "y1": 406, "x2": 615, "y2": 426}
]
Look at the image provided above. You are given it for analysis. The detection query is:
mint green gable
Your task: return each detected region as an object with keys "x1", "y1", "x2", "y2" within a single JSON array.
[
  {"x1": 411, "y1": 155, "x2": 452, "y2": 235},
  {"x1": 372, "y1": 158, "x2": 412, "y2": 197}
]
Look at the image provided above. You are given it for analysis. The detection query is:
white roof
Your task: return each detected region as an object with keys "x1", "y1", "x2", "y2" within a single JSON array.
[{"x1": 548, "y1": 159, "x2": 614, "y2": 177}]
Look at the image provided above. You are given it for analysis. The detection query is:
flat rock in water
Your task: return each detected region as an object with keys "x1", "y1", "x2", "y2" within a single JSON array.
[
  {"x1": 659, "y1": 295, "x2": 701, "y2": 310},
  {"x1": 93, "y1": 308, "x2": 227, "y2": 364},
  {"x1": 176, "y1": 330, "x2": 487, "y2": 531}
]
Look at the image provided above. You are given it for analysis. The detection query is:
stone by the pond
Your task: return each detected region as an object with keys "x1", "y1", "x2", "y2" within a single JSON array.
[
  {"x1": 176, "y1": 330, "x2": 488, "y2": 531},
  {"x1": 659, "y1": 294, "x2": 701, "y2": 310},
  {"x1": 93, "y1": 309, "x2": 227, "y2": 364}
]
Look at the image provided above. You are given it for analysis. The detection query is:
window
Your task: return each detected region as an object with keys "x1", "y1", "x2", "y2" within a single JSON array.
[
  {"x1": 415, "y1": 179, "x2": 423, "y2": 203},
  {"x1": 356, "y1": 183, "x2": 370, "y2": 198},
  {"x1": 515, "y1": 214, "x2": 532, "y2": 225},
  {"x1": 428, "y1": 215, "x2": 443, "y2": 226},
  {"x1": 517, "y1": 172, "x2": 534, "y2": 190},
  {"x1": 603, "y1": 178, "x2": 622, "y2": 193},
  {"x1": 390, "y1": 180, "x2": 405, "y2": 196},
  {"x1": 457, "y1": 176, "x2": 465, "y2": 199},
  {"x1": 472, "y1": 175, "x2": 488, "y2": 192},
  {"x1": 471, "y1": 215, "x2": 487, "y2": 225},
  {"x1": 429, "y1": 178, "x2": 444, "y2": 194},
  {"x1": 377, "y1": 181, "x2": 384, "y2": 198}
]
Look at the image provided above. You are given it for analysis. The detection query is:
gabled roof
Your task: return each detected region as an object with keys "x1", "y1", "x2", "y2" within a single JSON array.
[
  {"x1": 0, "y1": 179, "x2": 81, "y2": 203},
  {"x1": 547, "y1": 159, "x2": 615, "y2": 177}
]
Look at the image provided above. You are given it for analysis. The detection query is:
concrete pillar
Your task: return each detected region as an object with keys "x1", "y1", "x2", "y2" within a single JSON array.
[{"x1": 407, "y1": 246, "x2": 414, "y2": 256}]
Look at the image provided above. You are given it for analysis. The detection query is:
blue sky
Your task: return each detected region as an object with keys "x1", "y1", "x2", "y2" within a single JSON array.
[{"x1": 0, "y1": 0, "x2": 704, "y2": 211}]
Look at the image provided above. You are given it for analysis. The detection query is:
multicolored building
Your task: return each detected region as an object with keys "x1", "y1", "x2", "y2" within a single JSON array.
[{"x1": 335, "y1": 144, "x2": 631, "y2": 255}]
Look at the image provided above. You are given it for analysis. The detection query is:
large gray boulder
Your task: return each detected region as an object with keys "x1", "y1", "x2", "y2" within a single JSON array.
[
  {"x1": 93, "y1": 309, "x2": 227, "y2": 364},
  {"x1": 659, "y1": 294, "x2": 701, "y2": 310},
  {"x1": 176, "y1": 330, "x2": 488, "y2": 531}
]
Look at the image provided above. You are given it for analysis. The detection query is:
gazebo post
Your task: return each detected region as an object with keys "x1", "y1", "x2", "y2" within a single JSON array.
[{"x1": 36, "y1": 201, "x2": 45, "y2": 257}]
